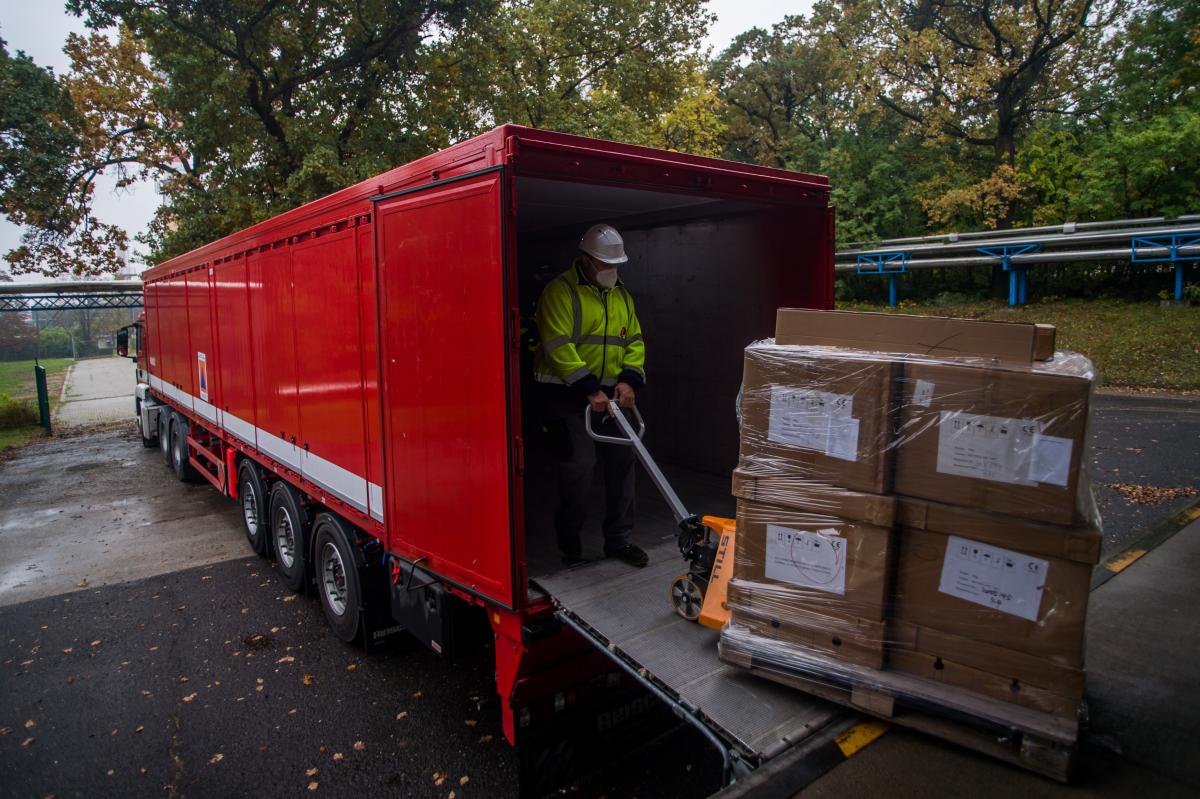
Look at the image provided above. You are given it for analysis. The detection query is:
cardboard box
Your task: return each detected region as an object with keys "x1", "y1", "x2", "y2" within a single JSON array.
[
  {"x1": 733, "y1": 499, "x2": 895, "y2": 621},
  {"x1": 888, "y1": 648, "x2": 1081, "y2": 719},
  {"x1": 775, "y1": 309, "x2": 1057, "y2": 364},
  {"x1": 729, "y1": 606, "x2": 887, "y2": 670},
  {"x1": 889, "y1": 619, "x2": 1086, "y2": 698},
  {"x1": 893, "y1": 355, "x2": 1094, "y2": 525},
  {"x1": 740, "y1": 342, "x2": 897, "y2": 494},
  {"x1": 896, "y1": 495, "x2": 1102, "y2": 565},
  {"x1": 732, "y1": 465, "x2": 897, "y2": 527},
  {"x1": 893, "y1": 528, "x2": 1092, "y2": 667}
]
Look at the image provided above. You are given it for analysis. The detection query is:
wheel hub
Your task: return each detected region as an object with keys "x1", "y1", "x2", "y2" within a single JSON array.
[
  {"x1": 275, "y1": 509, "x2": 296, "y2": 568},
  {"x1": 320, "y1": 541, "x2": 348, "y2": 616},
  {"x1": 242, "y1": 487, "x2": 258, "y2": 536}
]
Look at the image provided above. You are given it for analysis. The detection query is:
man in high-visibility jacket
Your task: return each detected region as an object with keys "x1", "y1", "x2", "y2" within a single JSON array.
[{"x1": 534, "y1": 224, "x2": 648, "y2": 568}]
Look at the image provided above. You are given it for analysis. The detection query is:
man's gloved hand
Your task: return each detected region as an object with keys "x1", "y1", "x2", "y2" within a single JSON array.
[
  {"x1": 614, "y1": 381, "x2": 636, "y2": 409},
  {"x1": 587, "y1": 390, "x2": 611, "y2": 414}
]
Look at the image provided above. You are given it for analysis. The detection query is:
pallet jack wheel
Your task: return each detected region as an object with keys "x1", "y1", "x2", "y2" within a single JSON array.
[{"x1": 670, "y1": 574, "x2": 704, "y2": 621}]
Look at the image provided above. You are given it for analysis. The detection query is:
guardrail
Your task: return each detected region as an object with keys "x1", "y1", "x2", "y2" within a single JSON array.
[{"x1": 836, "y1": 216, "x2": 1200, "y2": 306}]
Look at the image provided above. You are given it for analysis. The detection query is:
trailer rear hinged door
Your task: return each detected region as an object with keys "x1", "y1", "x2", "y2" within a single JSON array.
[{"x1": 374, "y1": 169, "x2": 516, "y2": 608}]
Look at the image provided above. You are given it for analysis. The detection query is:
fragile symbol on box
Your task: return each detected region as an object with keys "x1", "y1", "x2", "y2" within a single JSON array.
[
  {"x1": 765, "y1": 524, "x2": 847, "y2": 595},
  {"x1": 938, "y1": 535, "x2": 1048, "y2": 622}
]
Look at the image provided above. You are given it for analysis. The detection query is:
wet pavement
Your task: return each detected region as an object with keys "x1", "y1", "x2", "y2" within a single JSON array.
[
  {"x1": 0, "y1": 429, "x2": 245, "y2": 608},
  {"x1": 54, "y1": 357, "x2": 136, "y2": 430}
]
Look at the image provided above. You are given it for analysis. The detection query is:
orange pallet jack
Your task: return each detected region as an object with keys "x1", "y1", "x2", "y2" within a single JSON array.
[{"x1": 586, "y1": 400, "x2": 736, "y2": 629}]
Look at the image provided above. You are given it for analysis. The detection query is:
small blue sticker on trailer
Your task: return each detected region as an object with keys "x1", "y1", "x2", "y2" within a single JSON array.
[{"x1": 197, "y1": 352, "x2": 208, "y2": 402}]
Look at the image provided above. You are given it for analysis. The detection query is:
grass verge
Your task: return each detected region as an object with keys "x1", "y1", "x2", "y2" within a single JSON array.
[
  {"x1": 0, "y1": 358, "x2": 74, "y2": 406},
  {"x1": 835, "y1": 299, "x2": 1200, "y2": 390}
]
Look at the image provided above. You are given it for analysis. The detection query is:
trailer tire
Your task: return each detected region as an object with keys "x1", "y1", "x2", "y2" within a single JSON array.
[
  {"x1": 270, "y1": 482, "x2": 310, "y2": 592},
  {"x1": 159, "y1": 409, "x2": 172, "y2": 465},
  {"x1": 312, "y1": 514, "x2": 363, "y2": 643},
  {"x1": 237, "y1": 460, "x2": 271, "y2": 557},
  {"x1": 170, "y1": 413, "x2": 198, "y2": 482}
]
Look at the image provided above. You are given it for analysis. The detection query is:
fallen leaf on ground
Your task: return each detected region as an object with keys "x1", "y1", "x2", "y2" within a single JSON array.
[
  {"x1": 433, "y1": 771, "x2": 448, "y2": 786},
  {"x1": 307, "y1": 782, "x2": 319, "y2": 792},
  {"x1": 288, "y1": 708, "x2": 297, "y2": 715},
  {"x1": 135, "y1": 726, "x2": 144, "y2": 733},
  {"x1": 277, "y1": 656, "x2": 295, "y2": 664},
  {"x1": 1105, "y1": 483, "x2": 1198, "y2": 505},
  {"x1": 24, "y1": 720, "x2": 35, "y2": 729},
  {"x1": 479, "y1": 735, "x2": 493, "y2": 744},
  {"x1": 182, "y1": 693, "x2": 197, "y2": 703},
  {"x1": 305, "y1": 767, "x2": 318, "y2": 777},
  {"x1": 346, "y1": 663, "x2": 357, "y2": 671},
  {"x1": 464, "y1": 719, "x2": 477, "y2": 727},
  {"x1": 395, "y1": 711, "x2": 407, "y2": 720},
  {"x1": 0, "y1": 727, "x2": 11, "y2": 735},
  {"x1": 21, "y1": 737, "x2": 34, "y2": 747},
  {"x1": 283, "y1": 596, "x2": 297, "y2": 603},
  {"x1": 459, "y1": 776, "x2": 470, "y2": 786},
  {"x1": 62, "y1": 647, "x2": 73, "y2": 654},
  {"x1": 179, "y1": 677, "x2": 189, "y2": 683},
  {"x1": 303, "y1": 675, "x2": 315, "y2": 686},
  {"x1": 411, "y1": 691, "x2": 422, "y2": 699},
  {"x1": 332, "y1": 753, "x2": 344, "y2": 761},
  {"x1": 209, "y1": 753, "x2": 224, "y2": 764},
  {"x1": 106, "y1": 769, "x2": 114, "y2": 776},
  {"x1": 90, "y1": 640, "x2": 101, "y2": 647}
]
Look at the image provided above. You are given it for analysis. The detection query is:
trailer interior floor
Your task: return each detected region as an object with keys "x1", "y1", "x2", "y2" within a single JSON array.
[{"x1": 533, "y1": 538, "x2": 843, "y2": 765}]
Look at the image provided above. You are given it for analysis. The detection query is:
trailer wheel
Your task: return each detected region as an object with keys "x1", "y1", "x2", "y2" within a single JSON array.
[
  {"x1": 312, "y1": 513, "x2": 363, "y2": 643},
  {"x1": 158, "y1": 410, "x2": 172, "y2": 465},
  {"x1": 237, "y1": 460, "x2": 271, "y2": 557},
  {"x1": 270, "y1": 482, "x2": 310, "y2": 592},
  {"x1": 170, "y1": 413, "x2": 198, "y2": 482}
]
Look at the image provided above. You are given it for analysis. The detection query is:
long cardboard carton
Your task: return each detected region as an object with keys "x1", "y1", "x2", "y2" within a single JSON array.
[{"x1": 775, "y1": 308, "x2": 1057, "y2": 363}]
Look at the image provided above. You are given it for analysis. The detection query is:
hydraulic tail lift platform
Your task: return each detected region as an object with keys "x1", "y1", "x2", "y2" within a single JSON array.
[{"x1": 535, "y1": 402, "x2": 860, "y2": 787}]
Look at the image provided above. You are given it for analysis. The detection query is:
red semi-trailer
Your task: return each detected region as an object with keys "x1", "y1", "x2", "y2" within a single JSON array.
[{"x1": 128, "y1": 124, "x2": 834, "y2": 789}]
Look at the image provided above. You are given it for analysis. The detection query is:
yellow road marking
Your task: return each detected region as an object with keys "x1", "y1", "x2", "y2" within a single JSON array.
[
  {"x1": 1184, "y1": 505, "x2": 1200, "y2": 522},
  {"x1": 835, "y1": 720, "x2": 889, "y2": 757},
  {"x1": 1105, "y1": 548, "x2": 1147, "y2": 574}
]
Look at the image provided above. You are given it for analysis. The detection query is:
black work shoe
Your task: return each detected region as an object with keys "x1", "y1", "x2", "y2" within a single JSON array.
[{"x1": 605, "y1": 544, "x2": 649, "y2": 568}]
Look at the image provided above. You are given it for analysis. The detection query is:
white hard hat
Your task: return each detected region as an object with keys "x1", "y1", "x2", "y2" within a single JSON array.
[{"x1": 579, "y1": 224, "x2": 628, "y2": 264}]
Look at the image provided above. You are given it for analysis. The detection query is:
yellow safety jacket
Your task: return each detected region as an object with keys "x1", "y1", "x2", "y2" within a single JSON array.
[{"x1": 533, "y1": 262, "x2": 646, "y2": 394}]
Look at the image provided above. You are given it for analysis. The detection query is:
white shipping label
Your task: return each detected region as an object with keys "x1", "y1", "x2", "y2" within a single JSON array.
[
  {"x1": 767, "y1": 386, "x2": 859, "y2": 462},
  {"x1": 935, "y1": 412, "x2": 1040, "y2": 485},
  {"x1": 913, "y1": 379, "x2": 936, "y2": 408},
  {"x1": 1029, "y1": 433, "x2": 1074, "y2": 487},
  {"x1": 938, "y1": 536, "x2": 1049, "y2": 622},
  {"x1": 764, "y1": 524, "x2": 848, "y2": 595}
]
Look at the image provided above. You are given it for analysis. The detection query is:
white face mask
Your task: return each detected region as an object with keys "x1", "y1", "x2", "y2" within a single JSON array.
[{"x1": 594, "y1": 267, "x2": 619, "y2": 288}]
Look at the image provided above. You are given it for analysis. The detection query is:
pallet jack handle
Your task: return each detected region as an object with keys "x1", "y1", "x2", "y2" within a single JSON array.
[{"x1": 585, "y1": 400, "x2": 706, "y2": 556}]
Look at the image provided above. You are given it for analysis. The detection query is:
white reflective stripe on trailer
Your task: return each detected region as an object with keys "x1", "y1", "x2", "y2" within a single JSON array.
[
  {"x1": 368, "y1": 482, "x2": 384, "y2": 522},
  {"x1": 301, "y1": 449, "x2": 368, "y2": 513}
]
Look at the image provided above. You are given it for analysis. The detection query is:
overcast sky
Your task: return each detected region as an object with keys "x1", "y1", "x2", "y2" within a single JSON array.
[{"x1": 0, "y1": 0, "x2": 810, "y2": 281}]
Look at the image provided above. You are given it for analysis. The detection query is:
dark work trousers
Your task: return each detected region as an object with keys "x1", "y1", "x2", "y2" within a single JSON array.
[{"x1": 541, "y1": 388, "x2": 637, "y2": 555}]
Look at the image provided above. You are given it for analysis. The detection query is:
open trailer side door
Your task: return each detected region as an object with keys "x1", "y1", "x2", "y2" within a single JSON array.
[{"x1": 373, "y1": 168, "x2": 518, "y2": 609}]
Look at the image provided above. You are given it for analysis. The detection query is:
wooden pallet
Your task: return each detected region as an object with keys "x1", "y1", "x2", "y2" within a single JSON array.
[{"x1": 721, "y1": 637, "x2": 1081, "y2": 782}]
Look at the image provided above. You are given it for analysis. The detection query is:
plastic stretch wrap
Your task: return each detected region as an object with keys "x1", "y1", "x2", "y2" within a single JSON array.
[{"x1": 725, "y1": 337, "x2": 1101, "y2": 720}]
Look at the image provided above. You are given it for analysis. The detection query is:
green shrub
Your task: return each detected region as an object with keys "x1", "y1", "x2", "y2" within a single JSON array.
[{"x1": 0, "y1": 392, "x2": 38, "y2": 429}]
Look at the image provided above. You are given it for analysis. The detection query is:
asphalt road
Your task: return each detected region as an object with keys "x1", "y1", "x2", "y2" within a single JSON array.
[{"x1": 1088, "y1": 392, "x2": 1200, "y2": 557}]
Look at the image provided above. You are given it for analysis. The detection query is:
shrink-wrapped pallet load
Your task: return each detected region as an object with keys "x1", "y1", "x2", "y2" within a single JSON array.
[{"x1": 721, "y1": 310, "x2": 1102, "y2": 724}]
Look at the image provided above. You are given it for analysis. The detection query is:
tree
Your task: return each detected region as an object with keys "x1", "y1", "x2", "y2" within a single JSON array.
[
  {"x1": 0, "y1": 37, "x2": 129, "y2": 277},
  {"x1": 448, "y1": 0, "x2": 718, "y2": 153},
  {"x1": 708, "y1": 10, "x2": 857, "y2": 169},
  {"x1": 864, "y1": 0, "x2": 1122, "y2": 229}
]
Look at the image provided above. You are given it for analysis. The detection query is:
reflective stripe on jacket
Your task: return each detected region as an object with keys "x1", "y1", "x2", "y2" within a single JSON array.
[{"x1": 533, "y1": 262, "x2": 646, "y2": 391}]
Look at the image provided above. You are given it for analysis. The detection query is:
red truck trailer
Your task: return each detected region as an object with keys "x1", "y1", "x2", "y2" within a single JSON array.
[{"x1": 127, "y1": 124, "x2": 840, "y2": 793}]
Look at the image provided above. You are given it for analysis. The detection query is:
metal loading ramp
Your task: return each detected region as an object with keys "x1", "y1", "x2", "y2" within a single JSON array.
[{"x1": 534, "y1": 538, "x2": 844, "y2": 776}]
